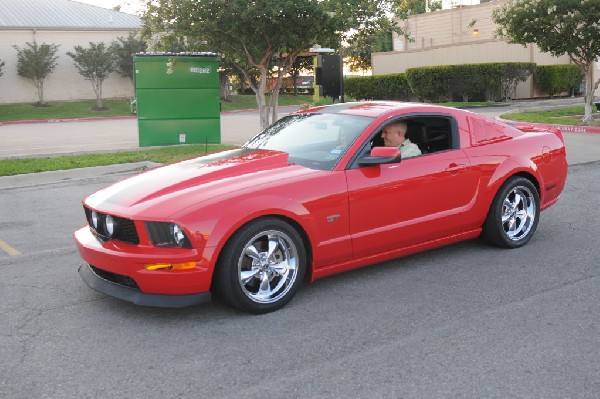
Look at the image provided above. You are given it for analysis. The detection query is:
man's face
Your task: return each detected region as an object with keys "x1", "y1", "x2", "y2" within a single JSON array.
[{"x1": 381, "y1": 124, "x2": 406, "y2": 147}]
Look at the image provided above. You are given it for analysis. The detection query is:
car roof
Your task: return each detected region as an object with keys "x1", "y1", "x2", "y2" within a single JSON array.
[{"x1": 299, "y1": 101, "x2": 449, "y2": 118}]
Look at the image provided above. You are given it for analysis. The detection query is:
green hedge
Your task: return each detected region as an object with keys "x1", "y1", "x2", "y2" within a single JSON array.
[
  {"x1": 534, "y1": 64, "x2": 582, "y2": 98},
  {"x1": 345, "y1": 73, "x2": 411, "y2": 101},
  {"x1": 344, "y1": 76, "x2": 376, "y2": 100},
  {"x1": 405, "y1": 65, "x2": 455, "y2": 102},
  {"x1": 406, "y1": 62, "x2": 535, "y2": 102},
  {"x1": 344, "y1": 62, "x2": 581, "y2": 102},
  {"x1": 345, "y1": 62, "x2": 541, "y2": 102}
]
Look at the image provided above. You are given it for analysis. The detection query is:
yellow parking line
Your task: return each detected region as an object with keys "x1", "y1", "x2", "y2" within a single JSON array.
[{"x1": 0, "y1": 239, "x2": 21, "y2": 256}]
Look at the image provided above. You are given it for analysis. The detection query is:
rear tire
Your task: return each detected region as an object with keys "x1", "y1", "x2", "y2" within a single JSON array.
[
  {"x1": 481, "y1": 177, "x2": 540, "y2": 248},
  {"x1": 214, "y1": 218, "x2": 306, "y2": 314}
]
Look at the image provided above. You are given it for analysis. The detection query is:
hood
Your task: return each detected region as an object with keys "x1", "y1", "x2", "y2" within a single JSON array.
[{"x1": 84, "y1": 148, "x2": 311, "y2": 219}]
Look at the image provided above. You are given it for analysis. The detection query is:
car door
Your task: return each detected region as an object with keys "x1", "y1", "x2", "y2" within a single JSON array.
[{"x1": 344, "y1": 117, "x2": 480, "y2": 259}]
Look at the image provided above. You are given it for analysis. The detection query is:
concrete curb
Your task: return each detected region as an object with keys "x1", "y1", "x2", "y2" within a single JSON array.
[
  {"x1": 495, "y1": 116, "x2": 600, "y2": 134},
  {"x1": 219, "y1": 105, "x2": 303, "y2": 114},
  {"x1": 0, "y1": 161, "x2": 161, "y2": 190},
  {"x1": 0, "y1": 115, "x2": 137, "y2": 125}
]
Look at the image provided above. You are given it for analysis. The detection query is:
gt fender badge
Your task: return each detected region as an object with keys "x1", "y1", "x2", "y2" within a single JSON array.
[{"x1": 326, "y1": 214, "x2": 341, "y2": 223}]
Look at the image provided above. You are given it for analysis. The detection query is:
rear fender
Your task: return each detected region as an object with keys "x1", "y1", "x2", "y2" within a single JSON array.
[{"x1": 480, "y1": 156, "x2": 541, "y2": 218}]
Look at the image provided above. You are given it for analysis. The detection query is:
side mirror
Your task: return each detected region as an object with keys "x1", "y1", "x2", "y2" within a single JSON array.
[{"x1": 358, "y1": 147, "x2": 401, "y2": 166}]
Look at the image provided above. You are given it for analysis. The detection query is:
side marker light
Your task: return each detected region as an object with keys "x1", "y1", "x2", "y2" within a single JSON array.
[{"x1": 144, "y1": 262, "x2": 197, "y2": 271}]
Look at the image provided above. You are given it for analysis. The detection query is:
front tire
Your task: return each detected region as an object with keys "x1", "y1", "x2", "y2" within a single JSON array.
[
  {"x1": 481, "y1": 177, "x2": 540, "y2": 248},
  {"x1": 214, "y1": 218, "x2": 306, "y2": 314}
]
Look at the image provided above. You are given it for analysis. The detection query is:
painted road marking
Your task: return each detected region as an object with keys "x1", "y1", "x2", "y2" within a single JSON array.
[{"x1": 0, "y1": 239, "x2": 21, "y2": 256}]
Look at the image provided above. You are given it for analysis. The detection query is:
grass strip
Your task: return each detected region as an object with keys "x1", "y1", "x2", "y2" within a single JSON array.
[
  {"x1": 0, "y1": 95, "x2": 314, "y2": 122},
  {"x1": 439, "y1": 101, "x2": 509, "y2": 108},
  {"x1": 500, "y1": 106, "x2": 599, "y2": 125},
  {"x1": 0, "y1": 99, "x2": 132, "y2": 122},
  {"x1": 0, "y1": 144, "x2": 235, "y2": 177},
  {"x1": 220, "y1": 94, "x2": 314, "y2": 111}
]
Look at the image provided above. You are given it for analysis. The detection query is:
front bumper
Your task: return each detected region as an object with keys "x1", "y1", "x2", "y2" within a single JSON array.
[
  {"x1": 79, "y1": 263, "x2": 211, "y2": 308},
  {"x1": 74, "y1": 226, "x2": 214, "y2": 307}
]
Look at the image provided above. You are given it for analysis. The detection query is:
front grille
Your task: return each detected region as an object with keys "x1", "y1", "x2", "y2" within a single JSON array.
[
  {"x1": 84, "y1": 206, "x2": 140, "y2": 245},
  {"x1": 90, "y1": 265, "x2": 139, "y2": 289}
]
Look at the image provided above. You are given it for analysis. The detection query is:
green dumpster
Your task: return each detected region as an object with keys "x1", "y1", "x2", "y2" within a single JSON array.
[{"x1": 134, "y1": 53, "x2": 220, "y2": 147}]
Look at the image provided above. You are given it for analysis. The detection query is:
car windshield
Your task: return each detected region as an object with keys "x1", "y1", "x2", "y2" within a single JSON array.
[{"x1": 244, "y1": 113, "x2": 374, "y2": 170}]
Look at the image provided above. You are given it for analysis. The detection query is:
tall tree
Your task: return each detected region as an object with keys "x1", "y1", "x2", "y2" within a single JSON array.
[
  {"x1": 345, "y1": 29, "x2": 393, "y2": 73},
  {"x1": 289, "y1": 56, "x2": 314, "y2": 95},
  {"x1": 142, "y1": 0, "x2": 398, "y2": 128},
  {"x1": 112, "y1": 33, "x2": 147, "y2": 81},
  {"x1": 493, "y1": 0, "x2": 600, "y2": 123},
  {"x1": 143, "y1": 0, "x2": 333, "y2": 128},
  {"x1": 12, "y1": 41, "x2": 60, "y2": 106},
  {"x1": 344, "y1": 0, "x2": 441, "y2": 72},
  {"x1": 393, "y1": 0, "x2": 442, "y2": 19},
  {"x1": 67, "y1": 42, "x2": 115, "y2": 110}
]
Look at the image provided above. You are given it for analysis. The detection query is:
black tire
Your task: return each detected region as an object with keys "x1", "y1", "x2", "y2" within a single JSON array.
[
  {"x1": 481, "y1": 177, "x2": 540, "y2": 248},
  {"x1": 214, "y1": 217, "x2": 307, "y2": 314}
]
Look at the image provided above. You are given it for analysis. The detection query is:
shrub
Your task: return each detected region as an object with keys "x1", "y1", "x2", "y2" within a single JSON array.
[
  {"x1": 448, "y1": 64, "x2": 486, "y2": 102},
  {"x1": 344, "y1": 76, "x2": 376, "y2": 100},
  {"x1": 12, "y1": 41, "x2": 60, "y2": 105},
  {"x1": 67, "y1": 42, "x2": 115, "y2": 110},
  {"x1": 344, "y1": 74, "x2": 411, "y2": 101},
  {"x1": 406, "y1": 65, "x2": 455, "y2": 102},
  {"x1": 498, "y1": 62, "x2": 535, "y2": 100},
  {"x1": 377, "y1": 74, "x2": 411, "y2": 100},
  {"x1": 534, "y1": 64, "x2": 582, "y2": 98},
  {"x1": 347, "y1": 62, "x2": 537, "y2": 103},
  {"x1": 407, "y1": 62, "x2": 535, "y2": 102}
]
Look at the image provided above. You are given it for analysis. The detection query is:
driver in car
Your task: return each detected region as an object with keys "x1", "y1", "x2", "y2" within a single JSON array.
[{"x1": 381, "y1": 121, "x2": 421, "y2": 159}]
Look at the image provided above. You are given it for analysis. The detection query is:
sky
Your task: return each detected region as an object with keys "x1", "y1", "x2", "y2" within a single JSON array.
[{"x1": 73, "y1": 0, "x2": 146, "y2": 15}]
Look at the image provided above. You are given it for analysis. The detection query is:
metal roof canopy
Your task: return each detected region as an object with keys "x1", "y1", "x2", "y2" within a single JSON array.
[{"x1": 0, "y1": 0, "x2": 141, "y2": 30}]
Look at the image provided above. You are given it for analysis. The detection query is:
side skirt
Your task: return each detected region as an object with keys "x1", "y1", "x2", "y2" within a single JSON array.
[{"x1": 310, "y1": 228, "x2": 482, "y2": 282}]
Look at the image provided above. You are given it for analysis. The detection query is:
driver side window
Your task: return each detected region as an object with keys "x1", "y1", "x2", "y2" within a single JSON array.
[{"x1": 347, "y1": 115, "x2": 457, "y2": 169}]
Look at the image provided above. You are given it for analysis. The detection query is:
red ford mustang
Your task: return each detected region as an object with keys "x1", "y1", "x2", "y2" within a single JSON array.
[{"x1": 74, "y1": 102, "x2": 567, "y2": 313}]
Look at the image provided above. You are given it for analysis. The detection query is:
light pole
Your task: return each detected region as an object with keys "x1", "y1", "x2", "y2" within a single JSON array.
[{"x1": 309, "y1": 45, "x2": 335, "y2": 102}]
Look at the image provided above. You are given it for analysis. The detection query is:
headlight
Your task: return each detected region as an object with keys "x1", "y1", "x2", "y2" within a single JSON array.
[
  {"x1": 105, "y1": 215, "x2": 115, "y2": 236},
  {"x1": 91, "y1": 211, "x2": 99, "y2": 229},
  {"x1": 145, "y1": 222, "x2": 192, "y2": 248},
  {"x1": 171, "y1": 224, "x2": 187, "y2": 247}
]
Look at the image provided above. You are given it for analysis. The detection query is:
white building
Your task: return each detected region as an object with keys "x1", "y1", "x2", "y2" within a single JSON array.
[
  {"x1": 0, "y1": 0, "x2": 142, "y2": 104},
  {"x1": 441, "y1": 0, "x2": 483, "y2": 9},
  {"x1": 373, "y1": 0, "x2": 593, "y2": 99}
]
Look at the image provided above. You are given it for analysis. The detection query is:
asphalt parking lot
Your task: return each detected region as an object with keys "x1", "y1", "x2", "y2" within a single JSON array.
[
  {"x1": 1, "y1": 159, "x2": 599, "y2": 398},
  {"x1": 1, "y1": 103, "x2": 599, "y2": 398}
]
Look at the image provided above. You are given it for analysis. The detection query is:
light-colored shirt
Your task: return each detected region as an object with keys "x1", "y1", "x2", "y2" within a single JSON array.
[{"x1": 398, "y1": 138, "x2": 422, "y2": 159}]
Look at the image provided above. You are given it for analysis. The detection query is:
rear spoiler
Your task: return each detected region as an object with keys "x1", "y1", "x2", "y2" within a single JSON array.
[{"x1": 515, "y1": 123, "x2": 564, "y2": 142}]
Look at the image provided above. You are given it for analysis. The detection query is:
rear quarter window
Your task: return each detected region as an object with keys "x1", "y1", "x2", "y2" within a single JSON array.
[{"x1": 468, "y1": 116, "x2": 512, "y2": 146}]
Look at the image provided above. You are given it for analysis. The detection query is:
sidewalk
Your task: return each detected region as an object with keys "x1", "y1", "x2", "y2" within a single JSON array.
[{"x1": 0, "y1": 106, "x2": 304, "y2": 159}]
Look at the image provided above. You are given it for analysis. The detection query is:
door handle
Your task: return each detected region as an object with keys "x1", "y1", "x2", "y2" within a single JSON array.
[{"x1": 445, "y1": 163, "x2": 466, "y2": 175}]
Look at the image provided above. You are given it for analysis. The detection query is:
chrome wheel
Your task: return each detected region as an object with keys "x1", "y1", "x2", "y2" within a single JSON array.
[
  {"x1": 501, "y1": 186, "x2": 536, "y2": 241},
  {"x1": 237, "y1": 230, "x2": 299, "y2": 304},
  {"x1": 481, "y1": 177, "x2": 540, "y2": 249}
]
